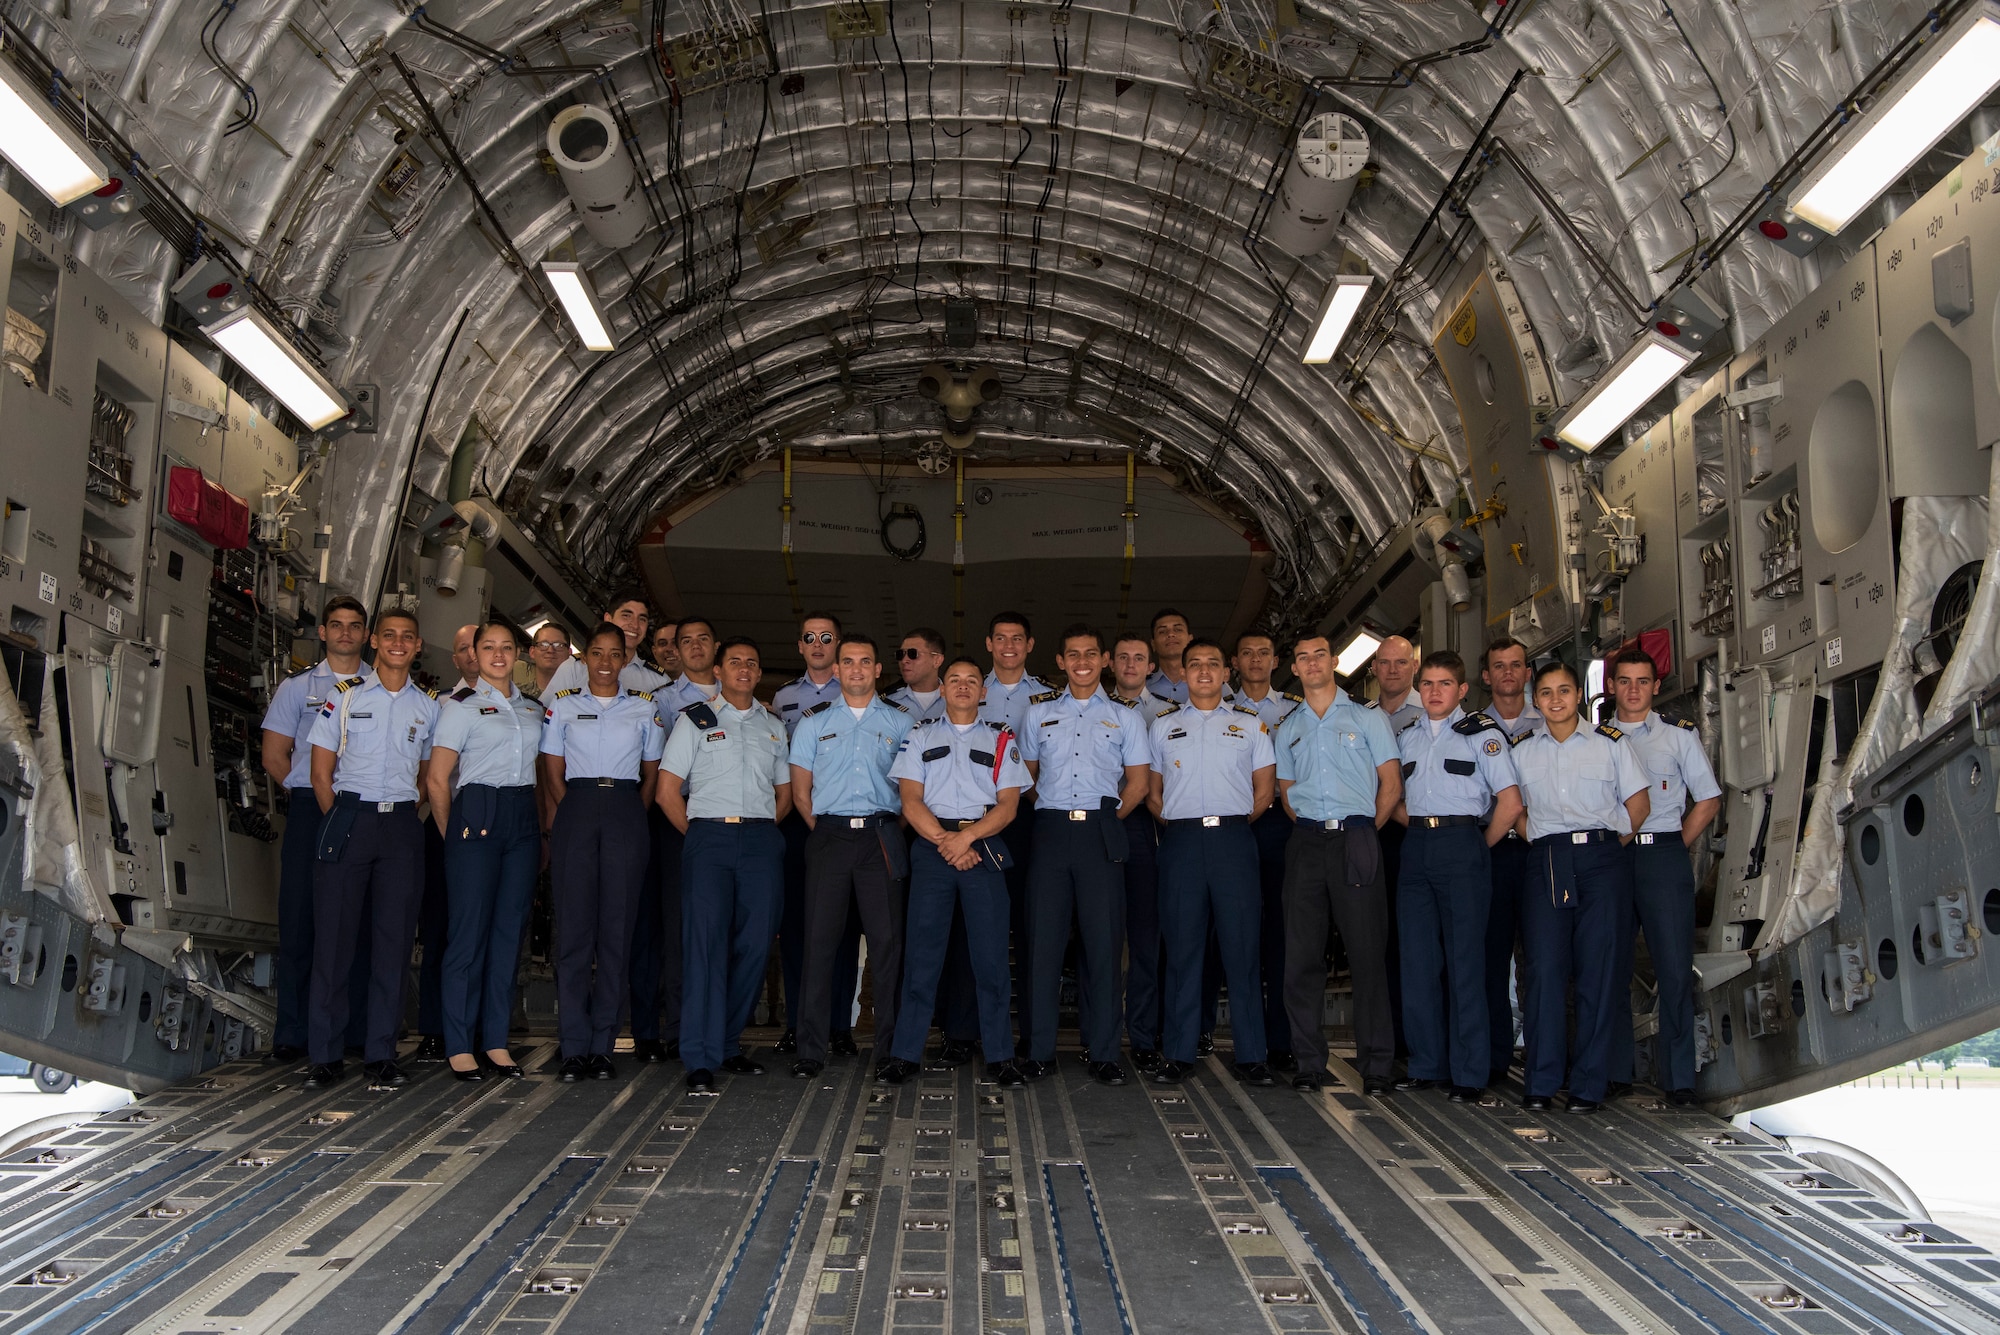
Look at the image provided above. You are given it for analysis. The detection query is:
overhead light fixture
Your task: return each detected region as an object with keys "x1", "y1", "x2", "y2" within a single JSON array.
[
  {"x1": 0, "y1": 52, "x2": 109, "y2": 205},
  {"x1": 1549, "y1": 329, "x2": 1696, "y2": 453},
  {"x1": 542, "y1": 261, "x2": 615, "y2": 351},
  {"x1": 201, "y1": 305, "x2": 349, "y2": 430},
  {"x1": 1301, "y1": 273, "x2": 1371, "y2": 364},
  {"x1": 1334, "y1": 627, "x2": 1383, "y2": 677},
  {"x1": 1789, "y1": 1, "x2": 2000, "y2": 234}
]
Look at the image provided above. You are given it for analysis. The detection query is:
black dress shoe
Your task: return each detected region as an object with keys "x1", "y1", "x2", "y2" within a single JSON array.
[
  {"x1": 1667, "y1": 1088, "x2": 1699, "y2": 1108},
  {"x1": 559, "y1": 1056, "x2": 591, "y2": 1083},
  {"x1": 634, "y1": 1039, "x2": 670, "y2": 1064},
  {"x1": 1150, "y1": 1060, "x2": 1191, "y2": 1085},
  {"x1": 412, "y1": 1035, "x2": 446, "y2": 1061},
  {"x1": 1131, "y1": 1049, "x2": 1163, "y2": 1075},
  {"x1": 489, "y1": 1060, "x2": 526, "y2": 1080},
  {"x1": 1566, "y1": 1097, "x2": 1603, "y2": 1115},
  {"x1": 1292, "y1": 1071, "x2": 1325, "y2": 1092},
  {"x1": 1606, "y1": 1082, "x2": 1633, "y2": 1100},
  {"x1": 1091, "y1": 1061, "x2": 1126, "y2": 1086},
  {"x1": 876, "y1": 1058, "x2": 919, "y2": 1085},
  {"x1": 1196, "y1": 1032, "x2": 1215, "y2": 1056},
  {"x1": 1362, "y1": 1077, "x2": 1392, "y2": 1096},
  {"x1": 1447, "y1": 1085, "x2": 1483, "y2": 1103},
  {"x1": 1521, "y1": 1094, "x2": 1553, "y2": 1111},
  {"x1": 1393, "y1": 1075, "x2": 1438, "y2": 1092},
  {"x1": 721, "y1": 1054, "x2": 766, "y2": 1075},
  {"x1": 791, "y1": 1059, "x2": 823, "y2": 1079},
  {"x1": 1270, "y1": 1052, "x2": 1299, "y2": 1074},
  {"x1": 1233, "y1": 1062, "x2": 1276, "y2": 1087},
  {"x1": 590, "y1": 1054, "x2": 616, "y2": 1080},
  {"x1": 937, "y1": 1038, "x2": 976, "y2": 1066},
  {"x1": 365, "y1": 1060, "x2": 409, "y2": 1087},
  {"x1": 774, "y1": 1028, "x2": 798, "y2": 1054},
  {"x1": 829, "y1": 1033, "x2": 860, "y2": 1058},
  {"x1": 264, "y1": 1044, "x2": 305, "y2": 1066},
  {"x1": 686, "y1": 1068, "x2": 716, "y2": 1093},
  {"x1": 988, "y1": 1061, "x2": 1027, "y2": 1088},
  {"x1": 301, "y1": 1062, "x2": 343, "y2": 1089},
  {"x1": 450, "y1": 1063, "x2": 486, "y2": 1083},
  {"x1": 1018, "y1": 1059, "x2": 1054, "y2": 1082}
]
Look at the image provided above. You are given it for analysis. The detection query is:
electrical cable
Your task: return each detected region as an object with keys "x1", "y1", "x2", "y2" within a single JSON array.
[{"x1": 201, "y1": 0, "x2": 259, "y2": 137}]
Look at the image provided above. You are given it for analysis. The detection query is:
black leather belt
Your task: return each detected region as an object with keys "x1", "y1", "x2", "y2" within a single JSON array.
[
  {"x1": 692, "y1": 816, "x2": 774, "y2": 825},
  {"x1": 1294, "y1": 815, "x2": 1369, "y2": 831},
  {"x1": 825, "y1": 812, "x2": 896, "y2": 829},
  {"x1": 1634, "y1": 832, "x2": 1677, "y2": 847},
  {"x1": 939, "y1": 817, "x2": 987, "y2": 831},
  {"x1": 1166, "y1": 815, "x2": 1249, "y2": 829},
  {"x1": 334, "y1": 793, "x2": 416, "y2": 813},
  {"x1": 579, "y1": 777, "x2": 639, "y2": 789},
  {"x1": 463, "y1": 784, "x2": 535, "y2": 796},
  {"x1": 1041, "y1": 797, "x2": 1118, "y2": 821},
  {"x1": 1409, "y1": 814, "x2": 1479, "y2": 829},
  {"x1": 1534, "y1": 828, "x2": 1618, "y2": 846}
]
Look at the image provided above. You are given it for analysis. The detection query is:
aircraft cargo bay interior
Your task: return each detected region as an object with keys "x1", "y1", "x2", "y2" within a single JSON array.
[{"x1": 0, "y1": 0, "x2": 1997, "y2": 1330}]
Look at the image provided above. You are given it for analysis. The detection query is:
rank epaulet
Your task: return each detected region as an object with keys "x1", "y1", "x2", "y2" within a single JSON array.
[
  {"x1": 1149, "y1": 691, "x2": 1175, "y2": 706},
  {"x1": 987, "y1": 719, "x2": 1008, "y2": 730},
  {"x1": 1453, "y1": 711, "x2": 1500, "y2": 736},
  {"x1": 554, "y1": 688, "x2": 580, "y2": 699},
  {"x1": 1595, "y1": 722, "x2": 1625, "y2": 741},
  {"x1": 334, "y1": 676, "x2": 365, "y2": 692},
  {"x1": 1361, "y1": 698, "x2": 1381, "y2": 710},
  {"x1": 451, "y1": 685, "x2": 477, "y2": 702},
  {"x1": 1156, "y1": 702, "x2": 1181, "y2": 717},
  {"x1": 626, "y1": 688, "x2": 655, "y2": 701},
  {"x1": 801, "y1": 699, "x2": 833, "y2": 718},
  {"x1": 683, "y1": 700, "x2": 719, "y2": 730},
  {"x1": 1283, "y1": 692, "x2": 1304, "y2": 703},
  {"x1": 1232, "y1": 703, "x2": 1261, "y2": 717},
  {"x1": 1108, "y1": 693, "x2": 1138, "y2": 709},
  {"x1": 1029, "y1": 689, "x2": 1061, "y2": 704},
  {"x1": 422, "y1": 685, "x2": 442, "y2": 699},
  {"x1": 1673, "y1": 717, "x2": 1699, "y2": 732},
  {"x1": 884, "y1": 697, "x2": 909, "y2": 712},
  {"x1": 1509, "y1": 728, "x2": 1534, "y2": 746}
]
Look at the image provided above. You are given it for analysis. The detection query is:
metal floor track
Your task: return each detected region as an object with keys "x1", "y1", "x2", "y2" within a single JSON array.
[{"x1": 3, "y1": 1034, "x2": 1997, "y2": 1335}]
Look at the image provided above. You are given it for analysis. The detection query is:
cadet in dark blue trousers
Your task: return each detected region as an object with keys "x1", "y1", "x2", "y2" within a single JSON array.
[
  {"x1": 300, "y1": 607, "x2": 440, "y2": 1090},
  {"x1": 540, "y1": 623, "x2": 665, "y2": 1083},
  {"x1": 1477, "y1": 638, "x2": 1541, "y2": 1078},
  {"x1": 1391, "y1": 651, "x2": 1524, "y2": 1101},
  {"x1": 1230, "y1": 632, "x2": 1302, "y2": 1072},
  {"x1": 1509, "y1": 661, "x2": 1651, "y2": 1115},
  {"x1": 1018, "y1": 625, "x2": 1150, "y2": 1085},
  {"x1": 1604, "y1": 647, "x2": 1720, "y2": 1106},
  {"x1": 1107, "y1": 634, "x2": 1167, "y2": 1071},
  {"x1": 887, "y1": 657, "x2": 1028, "y2": 1085},
  {"x1": 259, "y1": 594, "x2": 373, "y2": 1064},
  {"x1": 1147, "y1": 639, "x2": 1278, "y2": 1087},
  {"x1": 426, "y1": 618, "x2": 542, "y2": 1082},
  {"x1": 660, "y1": 636, "x2": 793, "y2": 1094}
]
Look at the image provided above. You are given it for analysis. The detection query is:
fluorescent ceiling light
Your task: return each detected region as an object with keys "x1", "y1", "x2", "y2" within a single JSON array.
[
  {"x1": 1302, "y1": 273, "x2": 1371, "y2": 364},
  {"x1": 1550, "y1": 330, "x2": 1695, "y2": 453},
  {"x1": 543, "y1": 261, "x2": 615, "y2": 351},
  {"x1": 0, "y1": 54, "x2": 108, "y2": 206},
  {"x1": 1334, "y1": 627, "x2": 1383, "y2": 677},
  {"x1": 1790, "y1": 2, "x2": 2000, "y2": 234},
  {"x1": 201, "y1": 305, "x2": 348, "y2": 430}
]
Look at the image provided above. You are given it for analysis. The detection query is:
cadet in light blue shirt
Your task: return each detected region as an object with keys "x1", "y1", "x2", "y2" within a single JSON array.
[
  {"x1": 1274, "y1": 634, "x2": 1403, "y2": 1093},
  {"x1": 1478, "y1": 635, "x2": 1542, "y2": 1083},
  {"x1": 1018, "y1": 682, "x2": 1150, "y2": 809},
  {"x1": 1605, "y1": 646, "x2": 1723, "y2": 1103},
  {"x1": 543, "y1": 589, "x2": 670, "y2": 699},
  {"x1": 259, "y1": 593, "x2": 375, "y2": 1059},
  {"x1": 787, "y1": 636, "x2": 915, "y2": 1076},
  {"x1": 426, "y1": 619, "x2": 542, "y2": 1078},
  {"x1": 1229, "y1": 630, "x2": 1301, "y2": 1068},
  {"x1": 978, "y1": 610, "x2": 1049, "y2": 733},
  {"x1": 1146, "y1": 638, "x2": 1278, "y2": 1083},
  {"x1": 1392, "y1": 652, "x2": 1526, "y2": 1097},
  {"x1": 1511, "y1": 661, "x2": 1651, "y2": 1114},
  {"x1": 772, "y1": 614, "x2": 843, "y2": 738},
  {"x1": 886, "y1": 627, "x2": 949, "y2": 725},
  {"x1": 657, "y1": 636, "x2": 793, "y2": 1091},
  {"x1": 300, "y1": 608, "x2": 440, "y2": 1084}
]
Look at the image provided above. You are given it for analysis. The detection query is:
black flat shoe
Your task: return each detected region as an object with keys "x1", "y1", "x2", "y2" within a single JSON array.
[
  {"x1": 876, "y1": 1058, "x2": 918, "y2": 1085},
  {"x1": 1292, "y1": 1071, "x2": 1324, "y2": 1092},
  {"x1": 365, "y1": 1060, "x2": 409, "y2": 1087},
  {"x1": 988, "y1": 1061, "x2": 1026, "y2": 1088},
  {"x1": 634, "y1": 1039, "x2": 670, "y2": 1064},
  {"x1": 559, "y1": 1056, "x2": 591, "y2": 1083},
  {"x1": 589, "y1": 1054, "x2": 616, "y2": 1080},
  {"x1": 1447, "y1": 1085, "x2": 1483, "y2": 1103},
  {"x1": 300, "y1": 1062, "x2": 343, "y2": 1089},
  {"x1": 489, "y1": 1061, "x2": 527, "y2": 1080},
  {"x1": 774, "y1": 1029, "x2": 797, "y2": 1054},
  {"x1": 450, "y1": 1062, "x2": 485, "y2": 1083},
  {"x1": 1566, "y1": 1098, "x2": 1603, "y2": 1115},
  {"x1": 1150, "y1": 1060, "x2": 1191, "y2": 1085},
  {"x1": 686, "y1": 1068, "x2": 716, "y2": 1093},
  {"x1": 1521, "y1": 1094, "x2": 1553, "y2": 1111},
  {"x1": 1091, "y1": 1061, "x2": 1126, "y2": 1086},
  {"x1": 1362, "y1": 1077, "x2": 1392, "y2": 1096},
  {"x1": 791, "y1": 1059, "x2": 823, "y2": 1079},
  {"x1": 264, "y1": 1045, "x2": 305, "y2": 1066},
  {"x1": 937, "y1": 1038, "x2": 976, "y2": 1066},
  {"x1": 1131, "y1": 1049, "x2": 1163, "y2": 1075},
  {"x1": 721, "y1": 1054, "x2": 765, "y2": 1076},
  {"x1": 1393, "y1": 1076, "x2": 1437, "y2": 1091},
  {"x1": 829, "y1": 1033, "x2": 860, "y2": 1058},
  {"x1": 412, "y1": 1035, "x2": 446, "y2": 1061},
  {"x1": 1018, "y1": 1058, "x2": 1054, "y2": 1082},
  {"x1": 1196, "y1": 1033, "x2": 1215, "y2": 1056},
  {"x1": 1233, "y1": 1062, "x2": 1276, "y2": 1087}
]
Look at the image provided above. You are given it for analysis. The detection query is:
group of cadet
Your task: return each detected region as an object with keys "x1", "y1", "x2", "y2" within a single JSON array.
[{"x1": 260, "y1": 589, "x2": 1719, "y2": 1112}]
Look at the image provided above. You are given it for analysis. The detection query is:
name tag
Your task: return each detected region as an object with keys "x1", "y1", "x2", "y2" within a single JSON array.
[
  {"x1": 578, "y1": 713, "x2": 599, "y2": 720},
  {"x1": 820, "y1": 733, "x2": 837, "y2": 742},
  {"x1": 706, "y1": 730, "x2": 727, "y2": 742},
  {"x1": 1166, "y1": 729, "x2": 1186, "y2": 740},
  {"x1": 352, "y1": 712, "x2": 374, "y2": 720},
  {"x1": 922, "y1": 746, "x2": 950, "y2": 762},
  {"x1": 478, "y1": 706, "x2": 499, "y2": 715}
]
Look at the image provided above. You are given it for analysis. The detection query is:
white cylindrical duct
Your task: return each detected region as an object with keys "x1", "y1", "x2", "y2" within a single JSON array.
[
  {"x1": 1260, "y1": 112, "x2": 1370, "y2": 259},
  {"x1": 547, "y1": 104, "x2": 647, "y2": 251}
]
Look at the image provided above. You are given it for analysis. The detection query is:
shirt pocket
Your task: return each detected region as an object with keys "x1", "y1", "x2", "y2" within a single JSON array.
[{"x1": 1575, "y1": 754, "x2": 1620, "y2": 812}]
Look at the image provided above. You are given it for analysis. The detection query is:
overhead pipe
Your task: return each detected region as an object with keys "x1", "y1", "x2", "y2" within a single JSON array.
[
  {"x1": 779, "y1": 446, "x2": 802, "y2": 620},
  {"x1": 952, "y1": 456, "x2": 966, "y2": 654}
]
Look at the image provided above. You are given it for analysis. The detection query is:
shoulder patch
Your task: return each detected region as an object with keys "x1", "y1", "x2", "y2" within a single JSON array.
[
  {"x1": 1509, "y1": 728, "x2": 1535, "y2": 747},
  {"x1": 1673, "y1": 717, "x2": 1699, "y2": 732},
  {"x1": 451, "y1": 685, "x2": 477, "y2": 702},
  {"x1": 421, "y1": 685, "x2": 441, "y2": 699},
  {"x1": 683, "y1": 701, "x2": 719, "y2": 731},
  {"x1": 1595, "y1": 722, "x2": 1625, "y2": 741},
  {"x1": 801, "y1": 699, "x2": 833, "y2": 718},
  {"x1": 625, "y1": 688, "x2": 656, "y2": 701},
  {"x1": 1156, "y1": 702, "x2": 1181, "y2": 717},
  {"x1": 1232, "y1": 703, "x2": 1261, "y2": 717},
  {"x1": 1029, "y1": 690, "x2": 1061, "y2": 704},
  {"x1": 554, "y1": 688, "x2": 580, "y2": 699},
  {"x1": 1452, "y1": 711, "x2": 1499, "y2": 736},
  {"x1": 334, "y1": 676, "x2": 364, "y2": 693}
]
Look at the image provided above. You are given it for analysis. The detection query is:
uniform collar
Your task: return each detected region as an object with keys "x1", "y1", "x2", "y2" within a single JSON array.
[
  {"x1": 1618, "y1": 711, "x2": 1657, "y2": 733},
  {"x1": 472, "y1": 678, "x2": 517, "y2": 700},
  {"x1": 985, "y1": 670, "x2": 1033, "y2": 691}
]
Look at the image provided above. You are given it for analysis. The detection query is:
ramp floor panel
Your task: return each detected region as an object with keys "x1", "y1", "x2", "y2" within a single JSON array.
[{"x1": 1, "y1": 1036, "x2": 1995, "y2": 1334}]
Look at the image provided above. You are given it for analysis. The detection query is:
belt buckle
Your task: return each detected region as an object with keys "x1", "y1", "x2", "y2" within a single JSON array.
[
  {"x1": 847, "y1": 816, "x2": 869, "y2": 829},
  {"x1": 377, "y1": 802, "x2": 394, "y2": 813},
  {"x1": 596, "y1": 777, "x2": 616, "y2": 787},
  {"x1": 1637, "y1": 832, "x2": 1656, "y2": 845},
  {"x1": 1068, "y1": 810, "x2": 1088, "y2": 822},
  {"x1": 1420, "y1": 816, "x2": 1438, "y2": 829},
  {"x1": 723, "y1": 816, "x2": 743, "y2": 825},
  {"x1": 1321, "y1": 819, "x2": 1339, "y2": 831},
  {"x1": 1201, "y1": 815, "x2": 1220, "y2": 828},
  {"x1": 1571, "y1": 831, "x2": 1589, "y2": 845}
]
